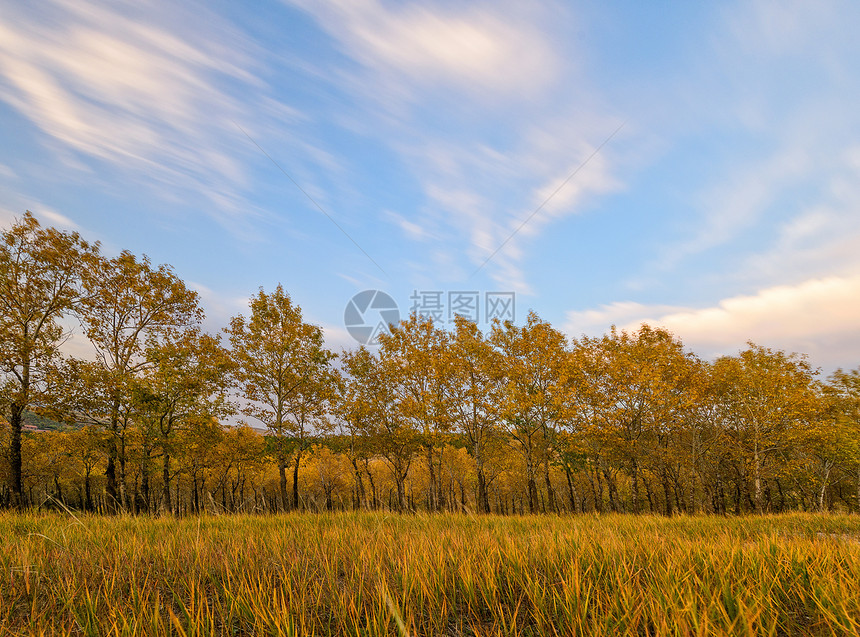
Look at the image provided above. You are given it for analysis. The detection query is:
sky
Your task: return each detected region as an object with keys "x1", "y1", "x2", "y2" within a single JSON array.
[{"x1": 1, "y1": 0, "x2": 859, "y2": 374}]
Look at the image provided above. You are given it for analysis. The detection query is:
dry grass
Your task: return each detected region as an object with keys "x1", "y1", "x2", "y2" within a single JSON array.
[{"x1": 1, "y1": 511, "x2": 860, "y2": 636}]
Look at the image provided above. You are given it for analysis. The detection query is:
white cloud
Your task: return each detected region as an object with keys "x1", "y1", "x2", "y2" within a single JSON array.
[
  {"x1": 723, "y1": 0, "x2": 846, "y2": 59},
  {"x1": 287, "y1": 0, "x2": 557, "y2": 98},
  {"x1": 635, "y1": 0, "x2": 860, "y2": 284},
  {"x1": 285, "y1": 0, "x2": 622, "y2": 292},
  {"x1": 36, "y1": 208, "x2": 79, "y2": 231},
  {"x1": 384, "y1": 209, "x2": 430, "y2": 242},
  {"x1": 565, "y1": 274, "x2": 860, "y2": 371},
  {"x1": 320, "y1": 322, "x2": 359, "y2": 356},
  {"x1": 414, "y1": 118, "x2": 624, "y2": 292},
  {"x1": 188, "y1": 281, "x2": 251, "y2": 332},
  {"x1": 0, "y1": 0, "x2": 272, "y2": 223},
  {"x1": 659, "y1": 147, "x2": 811, "y2": 269}
]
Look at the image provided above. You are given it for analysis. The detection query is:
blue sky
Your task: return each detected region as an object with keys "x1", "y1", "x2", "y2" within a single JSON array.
[{"x1": 1, "y1": 0, "x2": 859, "y2": 372}]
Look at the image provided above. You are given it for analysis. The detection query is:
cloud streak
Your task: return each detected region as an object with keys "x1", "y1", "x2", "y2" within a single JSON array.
[
  {"x1": 288, "y1": 0, "x2": 624, "y2": 292},
  {"x1": 0, "y1": 0, "x2": 270, "y2": 224},
  {"x1": 286, "y1": 0, "x2": 557, "y2": 98}
]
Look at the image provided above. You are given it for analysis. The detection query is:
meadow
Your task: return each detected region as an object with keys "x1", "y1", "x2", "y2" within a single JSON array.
[{"x1": 1, "y1": 512, "x2": 859, "y2": 636}]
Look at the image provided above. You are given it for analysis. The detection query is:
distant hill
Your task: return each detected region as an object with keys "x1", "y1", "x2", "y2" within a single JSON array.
[{"x1": 22, "y1": 411, "x2": 66, "y2": 431}]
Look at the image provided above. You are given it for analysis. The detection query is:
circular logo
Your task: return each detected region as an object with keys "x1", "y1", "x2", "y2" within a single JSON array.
[{"x1": 344, "y1": 290, "x2": 400, "y2": 345}]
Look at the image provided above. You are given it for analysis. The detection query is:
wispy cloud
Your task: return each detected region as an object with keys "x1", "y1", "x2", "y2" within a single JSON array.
[
  {"x1": 0, "y1": 0, "x2": 272, "y2": 225},
  {"x1": 418, "y1": 120, "x2": 623, "y2": 292},
  {"x1": 647, "y1": 0, "x2": 860, "y2": 279},
  {"x1": 36, "y1": 207, "x2": 79, "y2": 231},
  {"x1": 187, "y1": 281, "x2": 252, "y2": 334},
  {"x1": 658, "y1": 148, "x2": 810, "y2": 270},
  {"x1": 285, "y1": 0, "x2": 557, "y2": 99},
  {"x1": 384, "y1": 210, "x2": 430, "y2": 242},
  {"x1": 287, "y1": 0, "x2": 623, "y2": 292}
]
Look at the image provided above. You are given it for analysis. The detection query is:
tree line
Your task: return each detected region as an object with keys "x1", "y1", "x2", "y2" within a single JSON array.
[{"x1": 2, "y1": 212, "x2": 859, "y2": 515}]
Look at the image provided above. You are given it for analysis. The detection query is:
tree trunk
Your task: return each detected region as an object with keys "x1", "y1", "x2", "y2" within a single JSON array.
[
  {"x1": 364, "y1": 459, "x2": 378, "y2": 509},
  {"x1": 105, "y1": 453, "x2": 118, "y2": 511},
  {"x1": 526, "y1": 453, "x2": 539, "y2": 514},
  {"x1": 856, "y1": 465, "x2": 860, "y2": 514},
  {"x1": 642, "y1": 475, "x2": 655, "y2": 513},
  {"x1": 426, "y1": 444, "x2": 437, "y2": 511},
  {"x1": 119, "y1": 433, "x2": 128, "y2": 512},
  {"x1": 292, "y1": 449, "x2": 302, "y2": 510},
  {"x1": 105, "y1": 395, "x2": 122, "y2": 512},
  {"x1": 351, "y1": 458, "x2": 366, "y2": 510},
  {"x1": 544, "y1": 461, "x2": 557, "y2": 513},
  {"x1": 84, "y1": 467, "x2": 93, "y2": 512},
  {"x1": 564, "y1": 462, "x2": 580, "y2": 514},
  {"x1": 662, "y1": 466, "x2": 674, "y2": 516},
  {"x1": 54, "y1": 474, "x2": 64, "y2": 505},
  {"x1": 819, "y1": 461, "x2": 833, "y2": 512},
  {"x1": 602, "y1": 465, "x2": 619, "y2": 512},
  {"x1": 8, "y1": 402, "x2": 24, "y2": 510},
  {"x1": 162, "y1": 452, "x2": 171, "y2": 515},
  {"x1": 141, "y1": 462, "x2": 150, "y2": 514},
  {"x1": 589, "y1": 461, "x2": 602, "y2": 513},
  {"x1": 192, "y1": 473, "x2": 199, "y2": 514},
  {"x1": 476, "y1": 466, "x2": 490, "y2": 514},
  {"x1": 395, "y1": 469, "x2": 406, "y2": 512},
  {"x1": 278, "y1": 455, "x2": 288, "y2": 511},
  {"x1": 527, "y1": 478, "x2": 539, "y2": 514},
  {"x1": 630, "y1": 458, "x2": 640, "y2": 514},
  {"x1": 753, "y1": 438, "x2": 763, "y2": 514}
]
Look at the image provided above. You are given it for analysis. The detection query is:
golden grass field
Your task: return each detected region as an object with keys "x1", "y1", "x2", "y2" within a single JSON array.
[{"x1": 1, "y1": 511, "x2": 859, "y2": 636}]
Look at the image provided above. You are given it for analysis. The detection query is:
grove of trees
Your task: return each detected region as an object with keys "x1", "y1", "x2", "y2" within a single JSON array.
[{"x1": 2, "y1": 212, "x2": 859, "y2": 515}]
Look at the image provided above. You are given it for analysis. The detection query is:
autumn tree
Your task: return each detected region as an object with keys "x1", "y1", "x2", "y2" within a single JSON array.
[
  {"x1": 681, "y1": 360, "x2": 735, "y2": 514},
  {"x1": 135, "y1": 328, "x2": 234, "y2": 514},
  {"x1": 821, "y1": 367, "x2": 860, "y2": 511},
  {"x1": 711, "y1": 344, "x2": 820, "y2": 513},
  {"x1": 340, "y1": 346, "x2": 417, "y2": 511},
  {"x1": 377, "y1": 314, "x2": 452, "y2": 511},
  {"x1": 300, "y1": 444, "x2": 352, "y2": 511},
  {"x1": 226, "y1": 285, "x2": 335, "y2": 511},
  {"x1": 63, "y1": 425, "x2": 108, "y2": 512},
  {"x1": 74, "y1": 250, "x2": 201, "y2": 511},
  {"x1": 178, "y1": 414, "x2": 226, "y2": 513},
  {"x1": 447, "y1": 315, "x2": 503, "y2": 513},
  {"x1": 208, "y1": 424, "x2": 268, "y2": 513},
  {"x1": 572, "y1": 325, "x2": 702, "y2": 514},
  {"x1": 0, "y1": 211, "x2": 97, "y2": 508},
  {"x1": 336, "y1": 347, "x2": 380, "y2": 510},
  {"x1": 490, "y1": 312, "x2": 568, "y2": 514}
]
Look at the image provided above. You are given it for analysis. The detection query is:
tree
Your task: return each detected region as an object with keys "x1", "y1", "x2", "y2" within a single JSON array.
[
  {"x1": 135, "y1": 328, "x2": 234, "y2": 514},
  {"x1": 63, "y1": 426, "x2": 108, "y2": 512},
  {"x1": 490, "y1": 311, "x2": 568, "y2": 514},
  {"x1": 0, "y1": 211, "x2": 97, "y2": 508},
  {"x1": 226, "y1": 285, "x2": 335, "y2": 511},
  {"x1": 209, "y1": 424, "x2": 268, "y2": 513},
  {"x1": 447, "y1": 315, "x2": 503, "y2": 513},
  {"x1": 572, "y1": 325, "x2": 702, "y2": 514},
  {"x1": 821, "y1": 367, "x2": 860, "y2": 511},
  {"x1": 76, "y1": 250, "x2": 201, "y2": 511},
  {"x1": 711, "y1": 344, "x2": 819, "y2": 513},
  {"x1": 336, "y1": 347, "x2": 378, "y2": 510},
  {"x1": 377, "y1": 314, "x2": 452, "y2": 511},
  {"x1": 339, "y1": 346, "x2": 417, "y2": 511}
]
